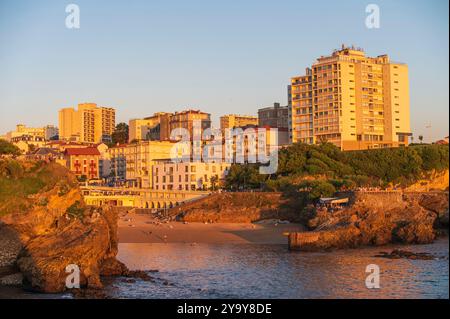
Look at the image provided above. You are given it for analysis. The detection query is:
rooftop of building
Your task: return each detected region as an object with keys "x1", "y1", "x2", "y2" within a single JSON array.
[
  {"x1": 258, "y1": 103, "x2": 289, "y2": 111},
  {"x1": 65, "y1": 147, "x2": 101, "y2": 156},
  {"x1": 220, "y1": 114, "x2": 257, "y2": 119},
  {"x1": 173, "y1": 109, "x2": 211, "y2": 115}
]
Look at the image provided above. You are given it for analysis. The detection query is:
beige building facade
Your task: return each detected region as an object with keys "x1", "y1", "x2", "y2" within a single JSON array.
[
  {"x1": 152, "y1": 160, "x2": 230, "y2": 191},
  {"x1": 129, "y1": 112, "x2": 172, "y2": 142},
  {"x1": 108, "y1": 141, "x2": 177, "y2": 188},
  {"x1": 59, "y1": 103, "x2": 116, "y2": 143},
  {"x1": 290, "y1": 46, "x2": 411, "y2": 150},
  {"x1": 220, "y1": 114, "x2": 258, "y2": 131},
  {"x1": 5, "y1": 124, "x2": 45, "y2": 141}
]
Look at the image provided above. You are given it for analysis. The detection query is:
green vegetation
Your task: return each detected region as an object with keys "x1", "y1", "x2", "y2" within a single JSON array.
[
  {"x1": 0, "y1": 159, "x2": 77, "y2": 216},
  {"x1": 66, "y1": 200, "x2": 85, "y2": 219},
  {"x1": 225, "y1": 143, "x2": 449, "y2": 195},
  {"x1": 0, "y1": 139, "x2": 21, "y2": 156},
  {"x1": 110, "y1": 122, "x2": 129, "y2": 146}
]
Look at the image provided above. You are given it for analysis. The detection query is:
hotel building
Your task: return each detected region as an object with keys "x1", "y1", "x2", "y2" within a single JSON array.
[
  {"x1": 59, "y1": 103, "x2": 116, "y2": 143},
  {"x1": 290, "y1": 46, "x2": 411, "y2": 150},
  {"x1": 5, "y1": 124, "x2": 45, "y2": 141},
  {"x1": 108, "y1": 141, "x2": 178, "y2": 188},
  {"x1": 152, "y1": 160, "x2": 230, "y2": 191},
  {"x1": 4, "y1": 124, "x2": 58, "y2": 153}
]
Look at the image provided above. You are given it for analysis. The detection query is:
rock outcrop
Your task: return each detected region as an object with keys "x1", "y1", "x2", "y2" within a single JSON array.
[
  {"x1": 289, "y1": 191, "x2": 449, "y2": 251},
  {"x1": 167, "y1": 192, "x2": 306, "y2": 223},
  {"x1": 0, "y1": 159, "x2": 128, "y2": 293}
]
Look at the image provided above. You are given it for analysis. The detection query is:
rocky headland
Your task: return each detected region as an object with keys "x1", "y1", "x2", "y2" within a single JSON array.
[
  {"x1": 0, "y1": 159, "x2": 129, "y2": 293},
  {"x1": 289, "y1": 191, "x2": 449, "y2": 251}
]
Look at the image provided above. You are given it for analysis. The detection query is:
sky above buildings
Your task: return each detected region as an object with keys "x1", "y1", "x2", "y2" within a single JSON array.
[{"x1": 0, "y1": 0, "x2": 448, "y2": 142}]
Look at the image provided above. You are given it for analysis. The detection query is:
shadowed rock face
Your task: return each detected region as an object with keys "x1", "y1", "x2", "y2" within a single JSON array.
[
  {"x1": 15, "y1": 208, "x2": 127, "y2": 293},
  {"x1": 289, "y1": 192, "x2": 449, "y2": 251},
  {"x1": 0, "y1": 160, "x2": 128, "y2": 293}
]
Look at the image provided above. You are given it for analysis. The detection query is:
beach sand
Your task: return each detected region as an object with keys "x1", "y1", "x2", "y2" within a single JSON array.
[{"x1": 118, "y1": 212, "x2": 305, "y2": 244}]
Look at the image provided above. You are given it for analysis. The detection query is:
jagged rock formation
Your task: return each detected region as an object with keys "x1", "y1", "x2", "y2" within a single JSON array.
[
  {"x1": 0, "y1": 159, "x2": 128, "y2": 293},
  {"x1": 289, "y1": 191, "x2": 449, "y2": 251}
]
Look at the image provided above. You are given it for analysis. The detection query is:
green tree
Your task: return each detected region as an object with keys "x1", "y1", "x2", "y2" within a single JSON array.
[
  {"x1": 0, "y1": 139, "x2": 21, "y2": 156},
  {"x1": 299, "y1": 180, "x2": 336, "y2": 201},
  {"x1": 225, "y1": 164, "x2": 264, "y2": 190},
  {"x1": 111, "y1": 123, "x2": 129, "y2": 145}
]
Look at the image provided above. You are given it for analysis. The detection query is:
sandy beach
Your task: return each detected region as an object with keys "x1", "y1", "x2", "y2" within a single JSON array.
[{"x1": 118, "y1": 212, "x2": 305, "y2": 244}]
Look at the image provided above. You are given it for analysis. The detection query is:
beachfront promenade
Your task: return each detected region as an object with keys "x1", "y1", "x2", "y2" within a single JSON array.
[{"x1": 80, "y1": 186, "x2": 210, "y2": 209}]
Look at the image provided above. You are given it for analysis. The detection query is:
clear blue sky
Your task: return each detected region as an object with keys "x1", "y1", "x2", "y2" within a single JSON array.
[{"x1": 0, "y1": 0, "x2": 448, "y2": 142}]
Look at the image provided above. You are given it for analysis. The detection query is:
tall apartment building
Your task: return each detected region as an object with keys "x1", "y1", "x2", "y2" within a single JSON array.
[
  {"x1": 129, "y1": 112, "x2": 172, "y2": 142},
  {"x1": 59, "y1": 103, "x2": 116, "y2": 143},
  {"x1": 290, "y1": 46, "x2": 411, "y2": 150},
  {"x1": 220, "y1": 114, "x2": 258, "y2": 131}
]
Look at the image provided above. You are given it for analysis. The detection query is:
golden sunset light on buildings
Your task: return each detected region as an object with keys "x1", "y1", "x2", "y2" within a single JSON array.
[
  {"x1": 128, "y1": 112, "x2": 172, "y2": 142},
  {"x1": 220, "y1": 114, "x2": 258, "y2": 131},
  {"x1": 59, "y1": 103, "x2": 116, "y2": 143},
  {"x1": 290, "y1": 46, "x2": 411, "y2": 150}
]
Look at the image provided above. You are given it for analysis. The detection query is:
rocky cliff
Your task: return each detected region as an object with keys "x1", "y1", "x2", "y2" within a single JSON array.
[
  {"x1": 0, "y1": 159, "x2": 128, "y2": 293},
  {"x1": 289, "y1": 191, "x2": 449, "y2": 251},
  {"x1": 167, "y1": 192, "x2": 306, "y2": 223}
]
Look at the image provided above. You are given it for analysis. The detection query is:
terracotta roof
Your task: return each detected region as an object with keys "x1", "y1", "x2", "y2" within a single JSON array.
[{"x1": 65, "y1": 147, "x2": 101, "y2": 156}]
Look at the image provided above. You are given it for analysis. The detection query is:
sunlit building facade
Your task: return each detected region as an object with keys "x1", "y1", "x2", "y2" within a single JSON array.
[
  {"x1": 290, "y1": 46, "x2": 411, "y2": 150},
  {"x1": 59, "y1": 103, "x2": 116, "y2": 143}
]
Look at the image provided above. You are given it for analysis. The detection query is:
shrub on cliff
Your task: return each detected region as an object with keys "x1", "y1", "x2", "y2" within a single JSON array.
[
  {"x1": 0, "y1": 139, "x2": 21, "y2": 156},
  {"x1": 299, "y1": 180, "x2": 336, "y2": 201},
  {"x1": 0, "y1": 159, "x2": 78, "y2": 216}
]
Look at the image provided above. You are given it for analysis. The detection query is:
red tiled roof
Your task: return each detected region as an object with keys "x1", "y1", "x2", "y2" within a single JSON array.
[{"x1": 65, "y1": 147, "x2": 101, "y2": 156}]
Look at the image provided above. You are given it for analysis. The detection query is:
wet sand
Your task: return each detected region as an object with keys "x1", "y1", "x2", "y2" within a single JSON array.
[{"x1": 118, "y1": 213, "x2": 305, "y2": 244}]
